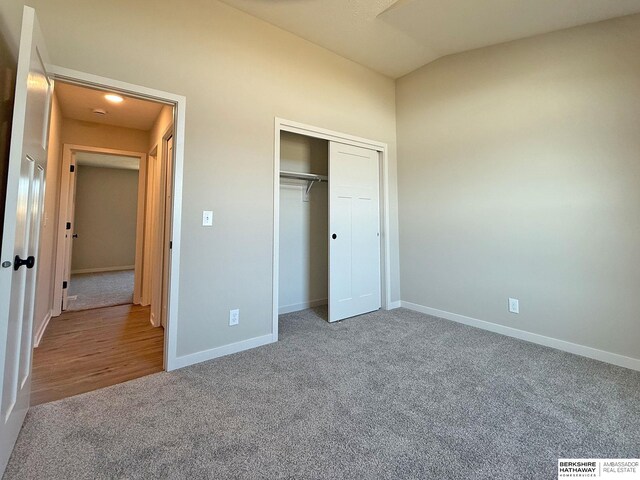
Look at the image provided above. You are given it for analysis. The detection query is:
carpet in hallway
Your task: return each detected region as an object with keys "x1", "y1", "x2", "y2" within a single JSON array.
[{"x1": 66, "y1": 270, "x2": 134, "y2": 311}]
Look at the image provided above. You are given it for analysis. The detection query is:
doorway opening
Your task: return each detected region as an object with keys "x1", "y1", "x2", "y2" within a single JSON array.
[
  {"x1": 273, "y1": 118, "x2": 392, "y2": 338},
  {"x1": 278, "y1": 132, "x2": 329, "y2": 319},
  {"x1": 59, "y1": 146, "x2": 144, "y2": 312},
  {"x1": 30, "y1": 79, "x2": 177, "y2": 405}
]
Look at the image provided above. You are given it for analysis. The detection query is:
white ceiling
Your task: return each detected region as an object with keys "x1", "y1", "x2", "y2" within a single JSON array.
[
  {"x1": 218, "y1": 0, "x2": 640, "y2": 78},
  {"x1": 55, "y1": 82, "x2": 164, "y2": 131},
  {"x1": 75, "y1": 152, "x2": 140, "y2": 171}
]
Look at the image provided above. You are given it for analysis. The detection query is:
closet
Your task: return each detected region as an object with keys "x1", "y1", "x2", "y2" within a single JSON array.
[
  {"x1": 278, "y1": 130, "x2": 383, "y2": 323},
  {"x1": 279, "y1": 132, "x2": 329, "y2": 317}
]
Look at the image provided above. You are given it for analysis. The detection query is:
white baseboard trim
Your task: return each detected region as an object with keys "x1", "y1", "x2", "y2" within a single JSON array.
[
  {"x1": 171, "y1": 334, "x2": 276, "y2": 370},
  {"x1": 401, "y1": 301, "x2": 640, "y2": 372},
  {"x1": 71, "y1": 265, "x2": 135, "y2": 274},
  {"x1": 387, "y1": 301, "x2": 402, "y2": 310},
  {"x1": 33, "y1": 310, "x2": 52, "y2": 348},
  {"x1": 279, "y1": 299, "x2": 327, "y2": 315}
]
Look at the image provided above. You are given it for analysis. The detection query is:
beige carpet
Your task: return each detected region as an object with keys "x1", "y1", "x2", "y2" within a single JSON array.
[
  {"x1": 5, "y1": 307, "x2": 640, "y2": 479},
  {"x1": 66, "y1": 270, "x2": 134, "y2": 311}
]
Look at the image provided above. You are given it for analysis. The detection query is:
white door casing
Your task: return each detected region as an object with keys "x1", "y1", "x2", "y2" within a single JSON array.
[
  {"x1": 53, "y1": 145, "x2": 145, "y2": 315},
  {"x1": 328, "y1": 141, "x2": 381, "y2": 322},
  {"x1": 0, "y1": 6, "x2": 51, "y2": 474},
  {"x1": 161, "y1": 135, "x2": 174, "y2": 328}
]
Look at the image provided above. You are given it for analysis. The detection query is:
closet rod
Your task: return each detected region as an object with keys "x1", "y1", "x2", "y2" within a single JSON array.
[
  {"x1": 280, "y1": 170, "x2": 327, "y2": 198},
  {"x1": 279, "y1": 170, "x2": 328, "y2": 182}
]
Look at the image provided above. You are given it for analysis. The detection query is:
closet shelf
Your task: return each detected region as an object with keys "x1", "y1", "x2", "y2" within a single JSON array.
[{"x1": 280, "y1": 170, "x2": 327, "y2": 196}]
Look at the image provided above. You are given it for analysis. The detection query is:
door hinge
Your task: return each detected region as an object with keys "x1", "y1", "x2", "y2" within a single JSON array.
[
  {"x1": 169, "y1": 241, "x2": 173, "y2": 249},
  {"x1": 66, "y1": 222, "x2": 71, "y2": 230},
  {"x1": 70, "y1": 165, "x2": 75, "y2": 172},
  {"x1": 63, "y1": 281, "x2": 68, "y2": 289}
]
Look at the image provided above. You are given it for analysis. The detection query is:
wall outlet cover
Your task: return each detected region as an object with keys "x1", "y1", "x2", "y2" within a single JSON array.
[
  {"x1": 508, "y1": 298, "x2": 519, "y2": 314},
  {"x1": 229, "y1": 308, "x2": 239, "y2": 326}
]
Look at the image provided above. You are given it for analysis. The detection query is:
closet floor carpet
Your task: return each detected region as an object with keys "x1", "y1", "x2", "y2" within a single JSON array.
[{"x1": 6, "y1": 307, "x2": 640, "y2": 479}]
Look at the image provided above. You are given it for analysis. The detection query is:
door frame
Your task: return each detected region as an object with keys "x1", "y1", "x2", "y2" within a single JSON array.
[
  {"x1": 53, "y1": 145, "x2": 147, "y2": 315},
  {"x1": 48, "y1": 65, "x2": 186, "y2": 371},
  {"x1": 149, "y1": 124, "x2": 175, "y2": 328},
  {"x1": 272, "y1": 117, "x2": 391, "y2": 339},
  {"x1": 159, "y1": 128, "x2": 175, "y2": 329}
]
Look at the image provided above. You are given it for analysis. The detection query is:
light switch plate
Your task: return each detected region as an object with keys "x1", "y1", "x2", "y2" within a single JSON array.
[{"x1": 202, "y1": 210, "x2": 213, "y2": 227}]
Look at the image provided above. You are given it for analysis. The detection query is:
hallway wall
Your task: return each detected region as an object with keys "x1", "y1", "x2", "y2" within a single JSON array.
[
  {"x1": 33, "y1": 93, "x2": 62, "y2": 345},
  {"x1": 71, "y1": 165, "x2": 139, "y2": 273}
]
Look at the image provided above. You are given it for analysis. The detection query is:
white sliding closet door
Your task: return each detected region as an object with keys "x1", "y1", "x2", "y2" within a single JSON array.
[{"x1": 328, "y1": 142, "x2": 381, "y2": 322}]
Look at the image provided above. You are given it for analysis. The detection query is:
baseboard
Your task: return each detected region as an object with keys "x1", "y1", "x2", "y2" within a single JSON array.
[
  {"x1": 171, "y1": 334, "x2": 276, "y2": 370},
  {"x1": 71, "y1": 265, "x2": 135, "y2": 274},
  {"x1": 279, "y1": 299, "x2": 327, "y2": 314},
  {"x1": 149, "y1": 312, "x2": 159, "y2": 328},
  {"x1": 401, "y1": 301, "x2": 640, "y2": 372},
  {"x1": 33, "y1": 310, "x2": 52, "y2": 348},
  {"x1": 387, "y1": 301, "x2": 402, "y2": 310}
]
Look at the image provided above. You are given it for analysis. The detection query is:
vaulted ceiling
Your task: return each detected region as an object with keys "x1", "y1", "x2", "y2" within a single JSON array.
[{"x1": 218, "y1": 0, "x2": 640, "y2": 78}]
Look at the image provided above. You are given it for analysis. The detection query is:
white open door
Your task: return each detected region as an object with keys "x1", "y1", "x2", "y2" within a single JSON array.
[
  {"x1": 60, "y1": 152, "x2": 77, "y2": 311},
  {"x1": 328, "y1": 142, "x2": 381, "y2": 322},
  {"x1": 0, "y1": 6, "x2": 51, "y2": 474}
]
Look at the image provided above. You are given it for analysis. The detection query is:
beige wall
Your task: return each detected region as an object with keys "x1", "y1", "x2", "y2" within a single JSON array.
[
  {"x1": 33, "y1": 92, "x2": 62, "y2": 341},
  {"x1": 62, "y1": 119, "x2": 148, "y2": 153},
  {"x1": 71, "y1": 166, "x2": 139, "y2": 272},
  {"x1": 396, "y1": 14, "x2": 640, "y2": 360},
  {"x1": 148, "y1": 106, "x2": 173, "y2": 153},
  {"x1": 279, "y1": 132, "x2": 328, "y2": 312},
  {"x1": 0, "y1": 0, "x2": 400, "y2": 358}
]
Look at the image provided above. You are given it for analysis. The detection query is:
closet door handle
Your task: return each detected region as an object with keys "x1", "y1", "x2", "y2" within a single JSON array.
[{"x1": 332, "y1": 233, "x2": 337, "y2": 240}]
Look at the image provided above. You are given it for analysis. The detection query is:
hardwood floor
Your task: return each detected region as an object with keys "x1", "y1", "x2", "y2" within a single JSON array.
[{"x1": 31, "y1": 304, "x2": 164, "y2": 406}]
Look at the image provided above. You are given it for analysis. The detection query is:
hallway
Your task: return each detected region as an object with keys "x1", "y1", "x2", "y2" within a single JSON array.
[{"x1": 31, "y1": 304, "x2": 164, "y2": 406}]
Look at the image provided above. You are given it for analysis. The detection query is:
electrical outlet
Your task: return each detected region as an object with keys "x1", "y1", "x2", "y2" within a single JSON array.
[
  {"x1": 229, "y1": 309, "x2": 239, "y2": 326},
  {"x1": 508, "y1": 298, "x2": 519, "y2": 314}
]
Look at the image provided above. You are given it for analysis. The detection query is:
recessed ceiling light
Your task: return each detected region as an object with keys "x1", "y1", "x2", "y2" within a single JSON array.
[
  {"x1": 104, "y1": 93, "x2": 124, "y2": 104},
  {"x1": 92, "y1": 108, "x2": 107, "y2": 115}
]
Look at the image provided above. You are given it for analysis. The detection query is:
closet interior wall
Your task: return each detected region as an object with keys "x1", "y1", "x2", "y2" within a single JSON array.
[{"x1": 279, "y1": 132, "x2": 329, "y2": 315}]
